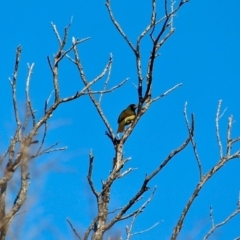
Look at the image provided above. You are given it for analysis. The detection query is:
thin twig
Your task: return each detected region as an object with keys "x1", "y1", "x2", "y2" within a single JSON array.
[
  {"x1": 50, "y1": 21, "x2": 75, "y2": 101},
  {"x1": 209, "y1": 205, "x2": 214, "y2": 227},
  {"x1": 126, "y1": 187, "x2": 159, "y2": 240},
  {"x1": 105, "y1": 0, "x2": 136, "y2": 53},
  {"x1": 118, "y1": 168, "x2": 138, "y2": 178},
  {"x1": 61, "y1": 37, "x2": 91, "y2": 62},
  {"x1": 10, "y1": 46, "x2": 22, "y2": 128},
  {"x1": 99, "y1": 53, "x2": 113, "y2": 104},
  {"x1": 0, "y1": 127, "x2": 20, "y2": 165},
  {"x1": 136, "y1": 0, "x2": 157, "y2": 96},
  {"x1": 170, "y1": 0, "x2": 176, "y2": 31},
  {"x1": 108, "y1": 207, "x2": 123, "y2": 215},
  {"x1": 25, "y1": 63, "x2": 36, "y2": 126},
  {"x1": 145, "y1": 0, "x2": 187, "y2": 104},
  {"x1": 51, "y1": 22, "x2": 62, "y2": 45},
  {"x1": 184, "y1": 102, "x2": 203, "y2": 180},
  {"x1": 67, "y1": 218, "x2": 82, "y2": 240},
  {"x1": 151, "y1": 83, "x2": 182, "y2": 102},
  {"x1": 36, "y1": 122, "x2": 48, "y2": 155},
  {"x1": 231, "y1": 136, "x2": 240, "y2": 145},
  {"x1": 45, "y1": 90, "x2": 55, "y2": 113},
  {"x1": 72, "y1": 40, "x2": 116, "y2": 141},
  {"x1": 216, "y1": 100, "x2": 223, "y2": 158},
  {"x1": 87, "y1": 151, "x2": 99, "y2": 199},
  {"x1": 164, "y1": 0, "x2": 168, "y2": 16},
  {"x1": 128, "y1": 222, "x2": 160, "y2": 240},
  {"x1": 226, "y1": 115, "x2": 233, "y2": 157},
  {"x1": 204, "y1": 203, "x2": 240, "y2": 240},
  {"x1": 137, "y1": 0, "x2": 157, "y2": 44},
  {"x1": 38, "y1": 147, "x2": 67, "y2": 155}
]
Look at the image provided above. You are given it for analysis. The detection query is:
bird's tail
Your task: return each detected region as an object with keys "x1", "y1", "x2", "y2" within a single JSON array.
[{"x1": 117, "y1": 122, "x2": 125, "y2": 133}]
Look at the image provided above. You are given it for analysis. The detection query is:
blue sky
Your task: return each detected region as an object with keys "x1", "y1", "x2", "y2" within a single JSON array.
[{"x1": 1, "y1": 1, "x2": 240, "y2": 239}]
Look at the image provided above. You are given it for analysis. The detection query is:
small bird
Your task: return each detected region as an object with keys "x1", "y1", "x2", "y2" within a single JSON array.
[{"x1": 117, "y1": 104, "x2": 137, "y2": 133}]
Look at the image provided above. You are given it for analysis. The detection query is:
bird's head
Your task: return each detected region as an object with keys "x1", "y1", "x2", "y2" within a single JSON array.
[{"x1": 128, "y1": 104, "x2": 138, "y2": 111}]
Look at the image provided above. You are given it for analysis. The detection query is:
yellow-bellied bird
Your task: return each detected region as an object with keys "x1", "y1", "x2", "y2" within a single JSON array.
[{"x1": 117, "y1": 104, "x2": 137, "y2": 133}]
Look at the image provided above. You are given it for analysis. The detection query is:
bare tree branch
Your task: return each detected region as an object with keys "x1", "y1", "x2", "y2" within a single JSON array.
[
  {"x1": 67, "y1": 218, "x2": 82, "y2": 240},
  {"x1": 108, "y1": 207, "x2": 123, "y2": 215},
  {"x1": 105, "y1": 124, "x2": 192, "y2": 231},
  {"x1": 127, "y1": 222, "x2": 160, "y2": 240},
  {"x1": 72, "y1": 39, "x2": 117, "y2": 142},
  {"x1": 226, "y1": 115, "x2": 233, "y2": 157},
  {"x1": 216, "y1": 100, "x2": 224, "y2": 158},
  {"x1": 209, "y1": 205, "x2": 215, "y2": 227},
  {"x1": 118, "y1": 168, "x2": 138, "y2": 179},
  {"x1": 184, "y1": 102, "x2": 203, "y2": 180},
  {"x1": 151, "y1": 83, "x2": 182, "y2": 103},
  {"x1": 9, "y1": 45, "x2": 22, "y2": 128},
  {"x1": 1, "y1": 19, "x2": 123, "y2": 239},
  {"x1": 99, "y1": 54, "x2": 112, "y2": 104},
  {"x1": 171, "y1": 103, "x2": 240, "y2": 240},
  {"x1": 83, "y1": 2, "x2": 191, "y2": 238},
  {"x1": 51, "y1": 21, "x2": 63, "y2": 45},
  {"x1": 136, "y1": 0, "x2": 156, "y2": 95},
  {"x1": 137, "y1": 0, "x2": 157, "y2": 44},
  {"x1": 37, "y1": 146, "x2": 67, "y2": 156},
  {"x1": 0, "y1": 141, "x2": 29, "y2": 238},
  {"x1": 126, "y1": 187, "x2": 160, "y2": 240},
  {"x1": 87, "y1": 151, "x2": 99, "y2": 199},
  {"x1": 83, "y1": 216, "x2": 99, "y2": 240},
  {"x1": 144, "y1": 0, "x2": 187, "y2": 104},
  {"x1": 105, "y1": 0, "x2": 136, "y2": 53},
  {"x1": 203, "y1": 199, "x2": 240, "y2": 240},
  {"x1": 0, "y1": 127, "x2": 20, "y2": 166},
  {"x1": 25, "y1": 63, "x2": 36, "y2": 126}
]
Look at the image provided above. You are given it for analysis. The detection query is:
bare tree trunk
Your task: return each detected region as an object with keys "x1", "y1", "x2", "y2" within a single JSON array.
[
  {"x1": 91, "y1": 188, "x2": 110, "y2": 240},
  {"x1": 0, "y1": 183, "x2": 7, "y2": 240}
]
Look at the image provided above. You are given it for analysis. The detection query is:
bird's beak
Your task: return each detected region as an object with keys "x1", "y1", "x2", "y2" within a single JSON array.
[{"x1": 134, "y1": 105, "x2": 138, "y2": 109}]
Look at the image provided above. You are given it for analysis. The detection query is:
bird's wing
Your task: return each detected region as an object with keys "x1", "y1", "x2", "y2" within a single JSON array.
[
  {"x1": 124, "y1": 115, "x2": 136, "y2": 124},
  {"x1": 118, "y1": 109, "x2": 135, "y2": 123}
]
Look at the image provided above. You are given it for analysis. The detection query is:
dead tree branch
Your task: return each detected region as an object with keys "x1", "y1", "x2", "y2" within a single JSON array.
[
  {"x1": 9, "y1": 46, "x2": 22, "y2": 128},
  {"x1": 67, "y1": 218, "x2": 82, "y2": 240},
  {"x1": 0, "y1": 19, "x2": 120, "y2": 239},
  {"x1": 203, "y1": 198, "x2": 240, "y2": 240},
  {"x1": 87, "y1": 151, "x2": 99, "y2": 199},
  {"x1": 126, "y1": 187, "x2": 161, "y2": 240},
  {"x1": 81, "y1": 1, "x2": 190, "y2": 239},
  {"x1": 171, "y1": 102, "x2": 240, "y2": 240},
  {"x1": 184, "y1": 102, "x2": 203, "y2": 180}
]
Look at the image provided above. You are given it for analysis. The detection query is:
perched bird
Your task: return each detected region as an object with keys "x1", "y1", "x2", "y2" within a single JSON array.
[{"x1": 117, "y1": 104, "x2": 137, "y2": 133}]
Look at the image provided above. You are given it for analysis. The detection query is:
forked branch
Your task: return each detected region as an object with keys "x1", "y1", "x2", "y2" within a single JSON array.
[
  {"x1": 171, "y1": 102, "x2": 240, "y2": 240},
  {"x1": 203, "y1": 198, "x2": 240, "y2": 240}
]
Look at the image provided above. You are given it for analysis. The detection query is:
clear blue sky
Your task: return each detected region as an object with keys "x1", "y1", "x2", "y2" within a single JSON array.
[{"x1": 1, "y1": 1, "x2": 240, "y2": 239}]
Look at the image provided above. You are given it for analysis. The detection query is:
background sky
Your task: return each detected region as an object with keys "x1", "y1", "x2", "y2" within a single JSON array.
[{"x1": 0, "y1": 1, "x2": 240, "y2": 240}]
